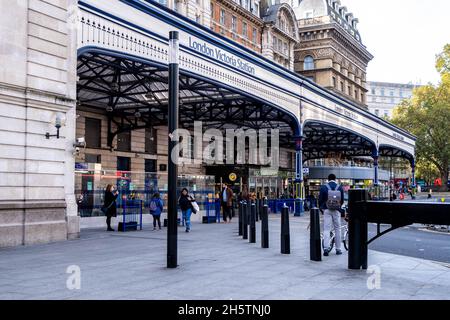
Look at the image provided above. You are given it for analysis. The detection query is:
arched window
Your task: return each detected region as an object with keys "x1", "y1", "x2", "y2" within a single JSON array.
[{"x1": 304, "y1": 55, "x2": 314, "y2": 70}]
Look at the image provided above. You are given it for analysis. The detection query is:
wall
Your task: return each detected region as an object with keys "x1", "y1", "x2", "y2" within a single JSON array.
[{"x1": 0, "y1": 0, "x2": 78, "y2": 247}]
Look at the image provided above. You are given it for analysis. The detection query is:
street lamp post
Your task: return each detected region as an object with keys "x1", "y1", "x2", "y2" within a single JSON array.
[{"x1": 167, "y1": 31, "x2": 179, "y2": 269}]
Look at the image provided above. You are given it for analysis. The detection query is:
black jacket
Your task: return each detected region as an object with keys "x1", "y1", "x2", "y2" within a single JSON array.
[
  {"x1": 104, "y1": 191, "x2": 118, "y2": 217},
  {"x1": 178, "y1": 194, "x2": 194, "y2": 211}
]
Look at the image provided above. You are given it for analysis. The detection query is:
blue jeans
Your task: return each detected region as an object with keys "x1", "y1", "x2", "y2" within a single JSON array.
[{"x1": 182, "y1": 209, "x2": 192, "y2": 231}]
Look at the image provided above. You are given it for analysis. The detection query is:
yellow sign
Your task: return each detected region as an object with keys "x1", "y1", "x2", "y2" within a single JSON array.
[{"x1": 229, "y1": 173, "x2": 237, "y2": 182}]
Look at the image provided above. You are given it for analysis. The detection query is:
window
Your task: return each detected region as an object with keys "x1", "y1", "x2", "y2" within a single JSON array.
[
  {"x1": 117, "y1": 131, "x2": 131, "y2": 152},
  {"x1": 196, "y1": 14, "x2": 201, "y2": 23},
  {"x1": 361, "y1": 93, "x2": 364, "y2": 102},
  {"x1": 231, "y1": 16, "x2": 237, "y2": 32},
  {"x1": 381, "y1": 88, "x2": 385, "y2": 96},
  {"x1": 283, "y1": 42, "x2": 288, "y2": 54},
  {"x1": 220, "y1": 9, "x2": 225, "y2": 25},
  {"x1": 332, "y1": 77, "x2": 336, "y2": 88},
  {"x1": 85, "y1": 117, "x2": 101, "y2": 148},
  {"x1": 354, "y1": 90, "x2": 357, "y2": 98},
  {"x1": 304, "y1": 55, "x2": 314, "y2": 70},
  {"x1": 210, "y1": 2, "x2": 214, "y2": 18},
  {"x1": 375, "y1": 109, "x2": 379, "y2": 116},
  {"x1": 348, "y1": 86, "x2": 351, "y2": 95},
  {"x1": 371, "y1": 88, "x2": 375, "y2": 95},
  {"x1": 145, "y1": 159, "x2": 157, "y2": 173},
  {"x1": 384, "y1": 110, "x2": 389, "y2": 117},
  {"x1": 117, "y1": 156, "x2": 130, "y2": 172},
  {"x1": 399, "y1": 89, "x2": 403, "y2": 98},
  {"x1": 340, "y1": 81, "x2": 344, "y2": 92},
  {"x1": 254, "y1": 3, "x2": 259, "y2": 16},
  {"x1": 390, "y1": 90, "x2": 394, "y2": 96},
  {"x1": 85, "y1": 154, "x2": 101, "y2": 164},
  {"x1": 242, "y1": 22, "x2": 248, "y2": 38},
  {"x1": 145, "y1": 127, "x2": 157, "y2": 154},
  {"x1": 273, "y1": 36, "x2": 277, "y2": 50},
  {"x1": 252, "y1": 27, "x2": 257, "y2": 43}
]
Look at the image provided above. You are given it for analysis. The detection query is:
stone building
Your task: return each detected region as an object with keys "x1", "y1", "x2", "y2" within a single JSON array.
[
  {"x1": 261, "y1": 1, "x2": 299, "y2": 69},
  {"x1": 293, "y1": 0, "x2": 373, "y2": 108},
  {"x1": 366, "y1": 81, "x2": 419, "y2": 119},
  {"x1": 0, "y1": 0, "x2": 79, "y2": 246}
]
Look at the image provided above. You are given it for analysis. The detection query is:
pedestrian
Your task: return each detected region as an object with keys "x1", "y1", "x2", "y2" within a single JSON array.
[
  {"x1": 220, "y1": 183, "x2": 234, "y2": 223},
  {"x1": 319, "y1": 174, "x2": 345, "y2": 256},
  {"x1": 178, "y1": 188, "x2": 195, "y2": 232},
  {"x1": 103, "y1": 184, "x2": 119, "y2": 232},
  {"x1": 428, "y1": 189, "x2": 432, "y2": 199},
  {"x1": 149, "y1": 193, "x2": 163, "y2": 230}
]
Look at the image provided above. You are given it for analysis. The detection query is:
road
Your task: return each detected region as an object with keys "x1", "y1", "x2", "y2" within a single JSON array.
[{"x1": 368, "y1": 224, "x2": 450, "y2": 264}]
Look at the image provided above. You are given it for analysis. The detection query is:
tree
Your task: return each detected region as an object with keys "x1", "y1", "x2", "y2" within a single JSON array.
[{"x1": 391, "y1": 45, "x2": 450, "y2": 190}]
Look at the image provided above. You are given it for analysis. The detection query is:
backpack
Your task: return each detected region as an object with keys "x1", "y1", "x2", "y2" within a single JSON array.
[
  {"x1": 149, "y1": 200, "x2": 158, "y2": 212},
  {"x1": 325, "y1": 183, "x2": 341, "y2": 210}
]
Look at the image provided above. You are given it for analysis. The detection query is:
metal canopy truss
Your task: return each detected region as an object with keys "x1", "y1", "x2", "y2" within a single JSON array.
[
  {"x1": 302, "y1": 122, "x2": 375, "y2": 162},
  {"x1": 379, "y1": 146, "x2": 414, "y2": 164},
  {"x1": 77, "y1": 52, "x2": 297, "y2": 148}
]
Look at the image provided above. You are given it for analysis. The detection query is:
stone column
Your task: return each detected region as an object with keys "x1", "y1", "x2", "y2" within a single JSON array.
[{"x1": 0, "y1": 0, "x2": 78, "y2": 247}]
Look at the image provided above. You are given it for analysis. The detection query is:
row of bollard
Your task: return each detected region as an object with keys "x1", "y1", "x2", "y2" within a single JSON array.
[
  {"x1": 238, "y1": 199, "x2": 324, "y2": 261},
  {"x1": 238, "y1": 199, "x2": 291, "y2": 254}
]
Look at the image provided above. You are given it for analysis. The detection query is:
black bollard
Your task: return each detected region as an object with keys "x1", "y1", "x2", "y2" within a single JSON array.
[
  {"x1": 261, "y1": 204, "x2": 269, "y2": 248},
  {"x1": 310, "y1": 208, "x2": 321, "y2": 261},
  {"x1": 259, "y1": 198, "x2": 264, "y2": 221},
  {"x1": 255, "y1": 199, "x2": 259, "y2": 222},
  {"x1": 281, "y1": 205, "x2": 290, "y2": 254},
  {"x1": 250, "y1": 201, "x2": 256, "y2": 243},
  {"x1": 243, "y1": 201, "x2": 248, "y2": 240},
  {"x1": 238, "y1": 201, "x2": 243, "y2": 236},
  {"x1": 348, "y1": 189, "x2": 369, "y2": 270}
]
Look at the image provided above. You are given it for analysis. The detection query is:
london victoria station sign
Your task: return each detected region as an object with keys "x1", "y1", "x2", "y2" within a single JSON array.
[{"x1": 188, "y1": 37, "x2": 256, "y2": 75}]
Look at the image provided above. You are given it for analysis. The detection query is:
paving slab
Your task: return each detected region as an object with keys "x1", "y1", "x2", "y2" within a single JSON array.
[{"x1": 0, "y1": 215, "x2": 449, "y2": 300}]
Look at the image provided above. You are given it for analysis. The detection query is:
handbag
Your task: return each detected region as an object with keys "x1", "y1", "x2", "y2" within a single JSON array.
[
  {"x1": 190, "y1": 196, "x2": 200, "y2": 214},
  {"x1": 101, "y1": 200, "x2": 114, "y2": 214}
]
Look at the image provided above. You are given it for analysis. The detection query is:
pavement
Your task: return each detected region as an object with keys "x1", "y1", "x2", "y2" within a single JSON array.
[{"x1": 0, "y1": 214, "x2": 449, "y2": 300}]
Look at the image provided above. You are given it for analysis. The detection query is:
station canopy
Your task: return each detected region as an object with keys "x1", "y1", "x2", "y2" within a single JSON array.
[
  {"x1": 77, "y1": 51, "x2": 414, "y2": 163},
  {"x1": 77, "y1": 51, "x2": 299, "y2": 148}
]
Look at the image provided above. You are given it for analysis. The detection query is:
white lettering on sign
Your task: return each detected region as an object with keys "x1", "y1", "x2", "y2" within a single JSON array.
[
  {"x1": 334, "y1": 106, "x2": 359, "y2": 120},
  {"x1": 188, "y1": 37, "x2": 256, "y2": 75}
]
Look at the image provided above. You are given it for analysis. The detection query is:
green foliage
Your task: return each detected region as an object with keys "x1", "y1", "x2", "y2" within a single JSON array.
[{"x1": 391, "y1": 44, "x2": 450, "y2": 187}]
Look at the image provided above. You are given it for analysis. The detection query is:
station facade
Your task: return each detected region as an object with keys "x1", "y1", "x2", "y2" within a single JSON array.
[{"x1": 0, "y1": 0, "x2": 416, "y2": 246}]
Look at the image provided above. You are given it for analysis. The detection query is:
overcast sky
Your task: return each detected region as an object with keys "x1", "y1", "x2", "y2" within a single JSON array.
[{"x1": 341, "y1": 0, "x2": 450, "y2": 85}]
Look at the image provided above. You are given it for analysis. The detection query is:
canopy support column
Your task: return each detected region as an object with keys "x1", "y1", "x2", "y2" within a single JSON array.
[
  {"x1": 294, "y1": 134, "x2": 304, "y2": 216},
  {"x1": 372, "y1": 147, "x2": 379, "y2": 186}
]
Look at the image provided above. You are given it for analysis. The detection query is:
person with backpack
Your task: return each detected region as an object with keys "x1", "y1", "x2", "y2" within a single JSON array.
[
  {"x1": 319, "y1": 174, "x2": 345, "y2": 256},
  {"x1": 149, "y1": 193, "x2": 164, "y2": 230}
]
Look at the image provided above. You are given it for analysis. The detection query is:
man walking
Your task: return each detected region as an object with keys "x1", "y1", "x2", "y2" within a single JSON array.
[
  {"x1": 220, "y1": 183, "x2": 234, "y2": 223},
  {"x1": 319, "y1": 174, "x2": 345, "y2": 256}
]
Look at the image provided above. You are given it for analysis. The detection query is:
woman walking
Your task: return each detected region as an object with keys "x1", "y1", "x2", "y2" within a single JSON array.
[
  {"x1": 149, "y1": 193, "x2": 164, "y2": 230},
  {"x1": 103, "y1": 184, "x2": 119, "y2": 231},
  {"x1": 178, "y1": 188, "x2": 195, "y2": 233}
]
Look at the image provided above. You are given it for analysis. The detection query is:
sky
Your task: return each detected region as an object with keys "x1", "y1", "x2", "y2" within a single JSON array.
[{"x1": 341, "y1": 0, "x2": 450, "y2": 85}]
